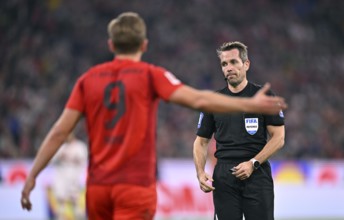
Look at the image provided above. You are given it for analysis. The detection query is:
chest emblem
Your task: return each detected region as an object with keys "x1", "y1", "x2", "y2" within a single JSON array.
[{"x1": 244, "y1": 118, "x2": 259, "y2": 135}]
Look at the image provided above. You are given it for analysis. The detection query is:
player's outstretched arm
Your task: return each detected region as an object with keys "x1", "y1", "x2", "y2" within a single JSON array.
[
  {"x1": 21, "y1": 109, "x2": 82, "y2": 211},
  {"x1": 249, "y1": 83, "x2": 287, "y2": 114},
  {"x1": 169, "y1": 83, "x2": 287, "y2": 115}
]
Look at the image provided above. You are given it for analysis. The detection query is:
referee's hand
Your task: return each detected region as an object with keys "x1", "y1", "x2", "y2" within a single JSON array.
[
  {"x1": 197, "y1": 172, "x2": 215, "y2": 193},
  {"x1": 232, "y1": 161, "x2": 254, "y2": 181}
]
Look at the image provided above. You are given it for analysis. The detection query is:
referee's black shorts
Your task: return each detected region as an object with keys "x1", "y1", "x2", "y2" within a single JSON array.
[{"x1": 212, "y1": 159, "x2": 274, "y2": 220}]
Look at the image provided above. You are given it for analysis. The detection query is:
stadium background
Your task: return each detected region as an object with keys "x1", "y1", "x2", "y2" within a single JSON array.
[{"x1": 1, "y1": 0, "x2": 344, "y2": 219}]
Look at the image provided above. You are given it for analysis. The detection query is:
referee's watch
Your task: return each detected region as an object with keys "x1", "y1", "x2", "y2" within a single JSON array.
[{"x1": 250, "y1": 158, "x2": 260, "y2": 170}]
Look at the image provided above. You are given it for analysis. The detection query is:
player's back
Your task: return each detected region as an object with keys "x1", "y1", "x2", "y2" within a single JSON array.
[{"x1": 66, "y1": 58, "x2": 182, "y2": 186}]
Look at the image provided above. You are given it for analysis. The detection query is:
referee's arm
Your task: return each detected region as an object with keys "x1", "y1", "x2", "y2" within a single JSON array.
[
  {"x1": 193, "y1": 136, "x2": 215, "y2": 192},
  {"x1": 254, "y1": 125, "x2": 285, "y2": 164}
]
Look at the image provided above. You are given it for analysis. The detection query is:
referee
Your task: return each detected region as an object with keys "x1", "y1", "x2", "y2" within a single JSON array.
[{"x1": 193, "y1": 41, "x2": 285, "y2": 220}]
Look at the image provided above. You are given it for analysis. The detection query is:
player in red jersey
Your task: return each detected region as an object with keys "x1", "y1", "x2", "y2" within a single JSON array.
[{"x1": 21, "y1": 12, "x2": 287, "y2": 220}]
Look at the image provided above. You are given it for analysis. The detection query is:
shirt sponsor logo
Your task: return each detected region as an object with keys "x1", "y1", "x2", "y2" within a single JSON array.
[
  {"x1": 197, "y1": 112, "x2": 204, "y2": 129},
  {"x1": 164, "y1": 71, "x2": 181, "y2": 85},
  {"x1": 279, "y1": 110, "x2": 284, "y2": 118},
  {"x1": 245, "y1": 118, "x2": 258, "y2": 135}
]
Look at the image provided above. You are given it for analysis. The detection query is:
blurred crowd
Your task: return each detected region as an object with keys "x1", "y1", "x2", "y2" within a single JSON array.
[{"x1": 1, "y1": 0, "x2": 344, "y2": 159}]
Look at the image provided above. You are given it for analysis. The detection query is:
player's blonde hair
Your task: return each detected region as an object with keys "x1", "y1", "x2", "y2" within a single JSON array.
[
  {"x1": 107, "y1": 12, "x2": 146, "y2": 54},
  {"x1": 216, "y1": 41, "x2": 248, "y2": 62}
]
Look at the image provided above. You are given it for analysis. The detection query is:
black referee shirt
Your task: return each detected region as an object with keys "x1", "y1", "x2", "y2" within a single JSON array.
[{"x1": 196, "y1": 82, "x2": 285, "y2": 160}]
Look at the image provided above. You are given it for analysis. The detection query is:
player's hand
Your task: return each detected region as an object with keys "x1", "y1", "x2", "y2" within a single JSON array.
[
  {"x1": 21, "y1": 176, "x2": 36, "y2": 211},
  {"x1": 232, "y1": 161, "x2": 254, "y2": 181},
  {"x1": 197, "y1": 172, "x2": 215, "y2": 193},
  {"x1": 250, "y1": 83, "x2": 287, "y2": 115}
]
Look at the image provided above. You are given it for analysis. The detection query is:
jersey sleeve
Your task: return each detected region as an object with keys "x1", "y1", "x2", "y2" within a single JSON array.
[
  {"x1": 65, "y1": 77, "x2": 85, "y2": 112},
  {"x1": 264, "y1": 89, "x2": 285, "y2": 126},
  {"x1": 265, "y1": 110, "x2": 285, "y2": 126},
  {"x1": 196, "y1": 112, "x2": 215, "y2": 139},
  {"x1": 149, "y1": 66, "x2": 183, "y2": 101}
]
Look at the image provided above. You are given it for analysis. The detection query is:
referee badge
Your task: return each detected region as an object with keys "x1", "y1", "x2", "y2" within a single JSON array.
[{"x1": 244, "y1": 118, "x2": 258, "y2": 135}]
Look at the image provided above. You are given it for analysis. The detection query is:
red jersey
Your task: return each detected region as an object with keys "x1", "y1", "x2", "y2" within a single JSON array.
[{"x1": 66, "y1": 58, "x2": 183, "y2": 186}]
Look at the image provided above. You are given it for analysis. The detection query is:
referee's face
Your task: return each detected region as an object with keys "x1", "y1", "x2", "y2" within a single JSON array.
[{"x1": 220, "y1": 49, "x2": 250, "y2": 87}]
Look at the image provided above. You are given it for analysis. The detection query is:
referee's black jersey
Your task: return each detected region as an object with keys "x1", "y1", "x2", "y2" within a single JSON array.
[{"x1": 196, "y1": 82, "x2": 285, "y2": 160}]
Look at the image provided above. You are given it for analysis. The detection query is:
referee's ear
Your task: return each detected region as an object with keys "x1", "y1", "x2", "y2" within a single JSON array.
[{"x1": 243, "y1": 59, "x2": 250, "y2": 71}]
